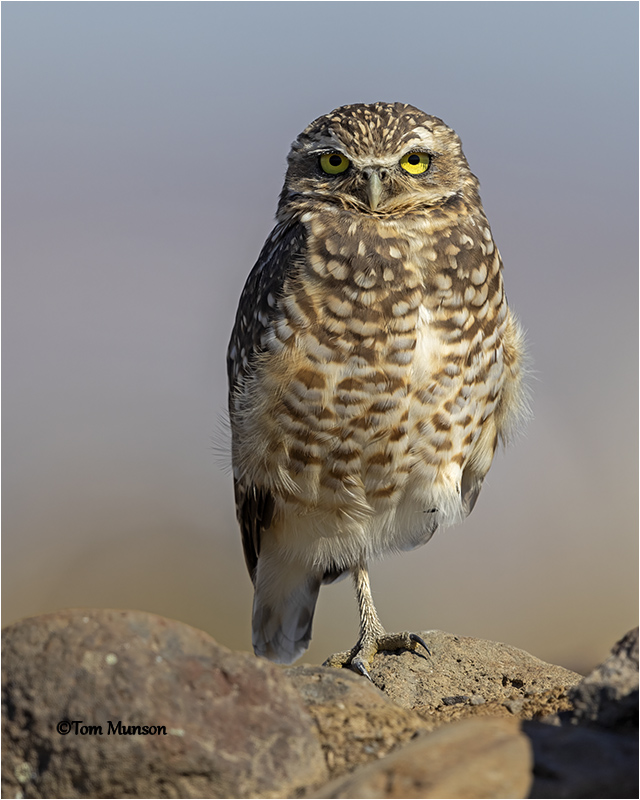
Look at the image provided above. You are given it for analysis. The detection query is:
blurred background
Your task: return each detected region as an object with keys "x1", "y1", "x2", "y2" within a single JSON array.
[{"x1": 3, "y1": 2, "x2": 637, "y2": 675}]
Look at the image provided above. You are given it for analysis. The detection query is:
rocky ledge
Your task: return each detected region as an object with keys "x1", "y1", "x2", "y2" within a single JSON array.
[{"x1": 1, "y1": 609, "x2": 637, "y2": 799}]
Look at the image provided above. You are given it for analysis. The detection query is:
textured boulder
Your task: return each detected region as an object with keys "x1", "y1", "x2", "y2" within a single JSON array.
[
  {"x1": 3, "y1": 611, "x2": 634, "y2": 799},
  {"x1": 286, "y1": 665, "x2": 430, "y2": 778},
  {"x1": 287, "y1": 630, "x2": 581, "y2": 784},
  {"x1": 1, "y1": 609, "x2": 327, "y2": 799},
  {"x1": 328, "y1": 629, "x2": 582, "y2": 722},
  {"x1": 315, "y1": 716, "x2": 532, "y2": 799}
]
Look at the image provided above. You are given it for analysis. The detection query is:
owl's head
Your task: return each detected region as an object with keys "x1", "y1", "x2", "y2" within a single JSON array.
[{"x1": 280, "y1": 102, "x2": 479, "y2": 217}]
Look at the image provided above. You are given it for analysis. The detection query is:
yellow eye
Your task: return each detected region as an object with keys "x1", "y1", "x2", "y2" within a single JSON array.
[
  {"x1": 319, "y1": 152, "x2": 350, "y2": 175},
  {"x1": 400, "y1": 152, "x2": 430, "y2": 175}
]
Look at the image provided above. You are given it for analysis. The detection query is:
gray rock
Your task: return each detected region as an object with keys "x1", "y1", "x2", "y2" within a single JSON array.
[
  {"x1": 1, "y1": 609, "x2": 327, "y2": 799},
  {"x1": 315, "y1": 716, "x2": 532, "y2": 799},
  {"x1": 525, "y1": 721, "x2": 638, "y2": 799},
  {"x1": 568, "y1": 626, "x2": 638, "y2": 730},
  {"x1": 525, "y1": 627, "x2": 639, "y2": 799}
]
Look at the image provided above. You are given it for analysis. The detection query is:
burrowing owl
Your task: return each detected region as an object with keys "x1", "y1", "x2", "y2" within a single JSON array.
[{"x1": 227, "y1": 102, "x2": 527, "y2": 676}]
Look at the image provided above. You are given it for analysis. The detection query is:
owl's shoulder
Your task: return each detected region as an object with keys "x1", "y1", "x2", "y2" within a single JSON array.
[{"x1": 227, "y1": 221, "x2": 306, "y2": 389}]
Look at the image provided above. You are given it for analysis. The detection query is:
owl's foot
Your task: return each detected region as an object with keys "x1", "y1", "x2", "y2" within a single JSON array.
[{"x1": 323, "y1": 631, "x2": 430, "y2": 679}]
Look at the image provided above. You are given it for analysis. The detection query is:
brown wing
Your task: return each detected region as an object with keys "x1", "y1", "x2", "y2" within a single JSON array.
[
  {"x1": 233, "y1": 483, "x2": 275, "y2": 581},
  {"x1": 227, "y1": 221, "x2": 306, "y2": 582}
]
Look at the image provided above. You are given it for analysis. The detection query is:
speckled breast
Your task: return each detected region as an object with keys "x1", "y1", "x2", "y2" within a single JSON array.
[{"x1": 238, "y1": 207, "x2": 508, "y2": 543}]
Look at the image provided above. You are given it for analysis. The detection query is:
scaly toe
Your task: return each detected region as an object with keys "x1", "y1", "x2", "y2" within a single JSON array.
[
  {"x1": 324, "y1": 631, "x2": 430, "y2": 677},
  {"x1": 376, "y1": 631, "x2": 431, "y2": 659},
  {"x1": 322, "y1": 649, "x2": 353, "y2": 668}
]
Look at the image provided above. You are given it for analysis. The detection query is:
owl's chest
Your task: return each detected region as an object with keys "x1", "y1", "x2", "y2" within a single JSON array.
[
  {"x1": 264, "y1": 255, "x2": 501, "y2": 457},
  {"x1": 239, "y1": 215, "x2": 506, "y2": 509},
  {"x1": 272, "y1": 277, "x2": 499, "y2": 431}
]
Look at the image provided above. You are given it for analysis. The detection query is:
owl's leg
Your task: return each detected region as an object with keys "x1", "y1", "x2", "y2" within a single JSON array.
[{"x1": 323, "y1": 563, "x2": 430, "y2": 678}]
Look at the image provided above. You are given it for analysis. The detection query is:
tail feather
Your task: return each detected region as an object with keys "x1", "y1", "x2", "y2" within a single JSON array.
[{"x1": 252, "y1": 569, "x2": 321, "y2": 664}]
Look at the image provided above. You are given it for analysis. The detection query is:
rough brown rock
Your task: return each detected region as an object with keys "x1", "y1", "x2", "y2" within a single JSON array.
[
  {"x1": 1, "y1": 609, "x2": 327, "y2": 799},
  {"x1": 330, "y1": 629, "x2": 582, "y2": 724},
  {"x1": 286, "y1": 665, "x2": 430, "y2": 779},
  {"x1": 3, "y1": 611, "x2": 633, "y2": 800},
  {"x1": 315, "y1": 716, "x2": 532, "y2": 799},
  {"x1": 288, "y1": 631, "x2": 581, "y2": 790}
]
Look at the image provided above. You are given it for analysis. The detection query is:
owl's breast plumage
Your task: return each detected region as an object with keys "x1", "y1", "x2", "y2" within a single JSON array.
[{"x1": 231, "y1": 205, "x2": 510, "y2": 560}]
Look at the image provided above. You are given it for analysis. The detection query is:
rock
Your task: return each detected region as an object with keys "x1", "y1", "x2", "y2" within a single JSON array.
[
  {"x1": 525, "y1": 722, "x2": 638, "y2": 799},
  {"x1": 3, "y1": 612, "x2": 631, "y2": 799},
  {"x1": 525, "y1": 627, "x2": 639, "y2": 799},
  {"x1": 1, "y1": 609, "x2": 327, "y2": 799},
  {"x1": 342, "y1": 629, "x2": 582, "y2": 724},
  {"x1": 287, "y1": 630, "x2": 583, "y2": 787},
  {"x1": 315, "y1": 716, "x2": 532, "y2": 799},
  {"x1": 568, "y1": 627, "x2": 638, "y2": 730},
  {"x1": 286, "y1": 665, "x2": 430, "y2": 779}
]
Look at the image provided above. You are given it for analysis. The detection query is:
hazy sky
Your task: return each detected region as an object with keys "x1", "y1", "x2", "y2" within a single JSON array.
[{"x1": 3, "y1": 2, "x2": 637, "y2": 673}]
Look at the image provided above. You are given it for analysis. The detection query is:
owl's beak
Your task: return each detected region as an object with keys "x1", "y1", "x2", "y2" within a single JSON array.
[{"x1": 366, "y1": 171, "x2": 384, "y2": 211}]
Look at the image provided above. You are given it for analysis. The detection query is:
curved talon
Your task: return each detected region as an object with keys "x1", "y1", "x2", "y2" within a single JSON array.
[
  {"x1": 351, "y1": 658, "x2": 372, "y2": 680},
  {"x1": 410, "y1": 633, "x2": 431, "y2": 656}
]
